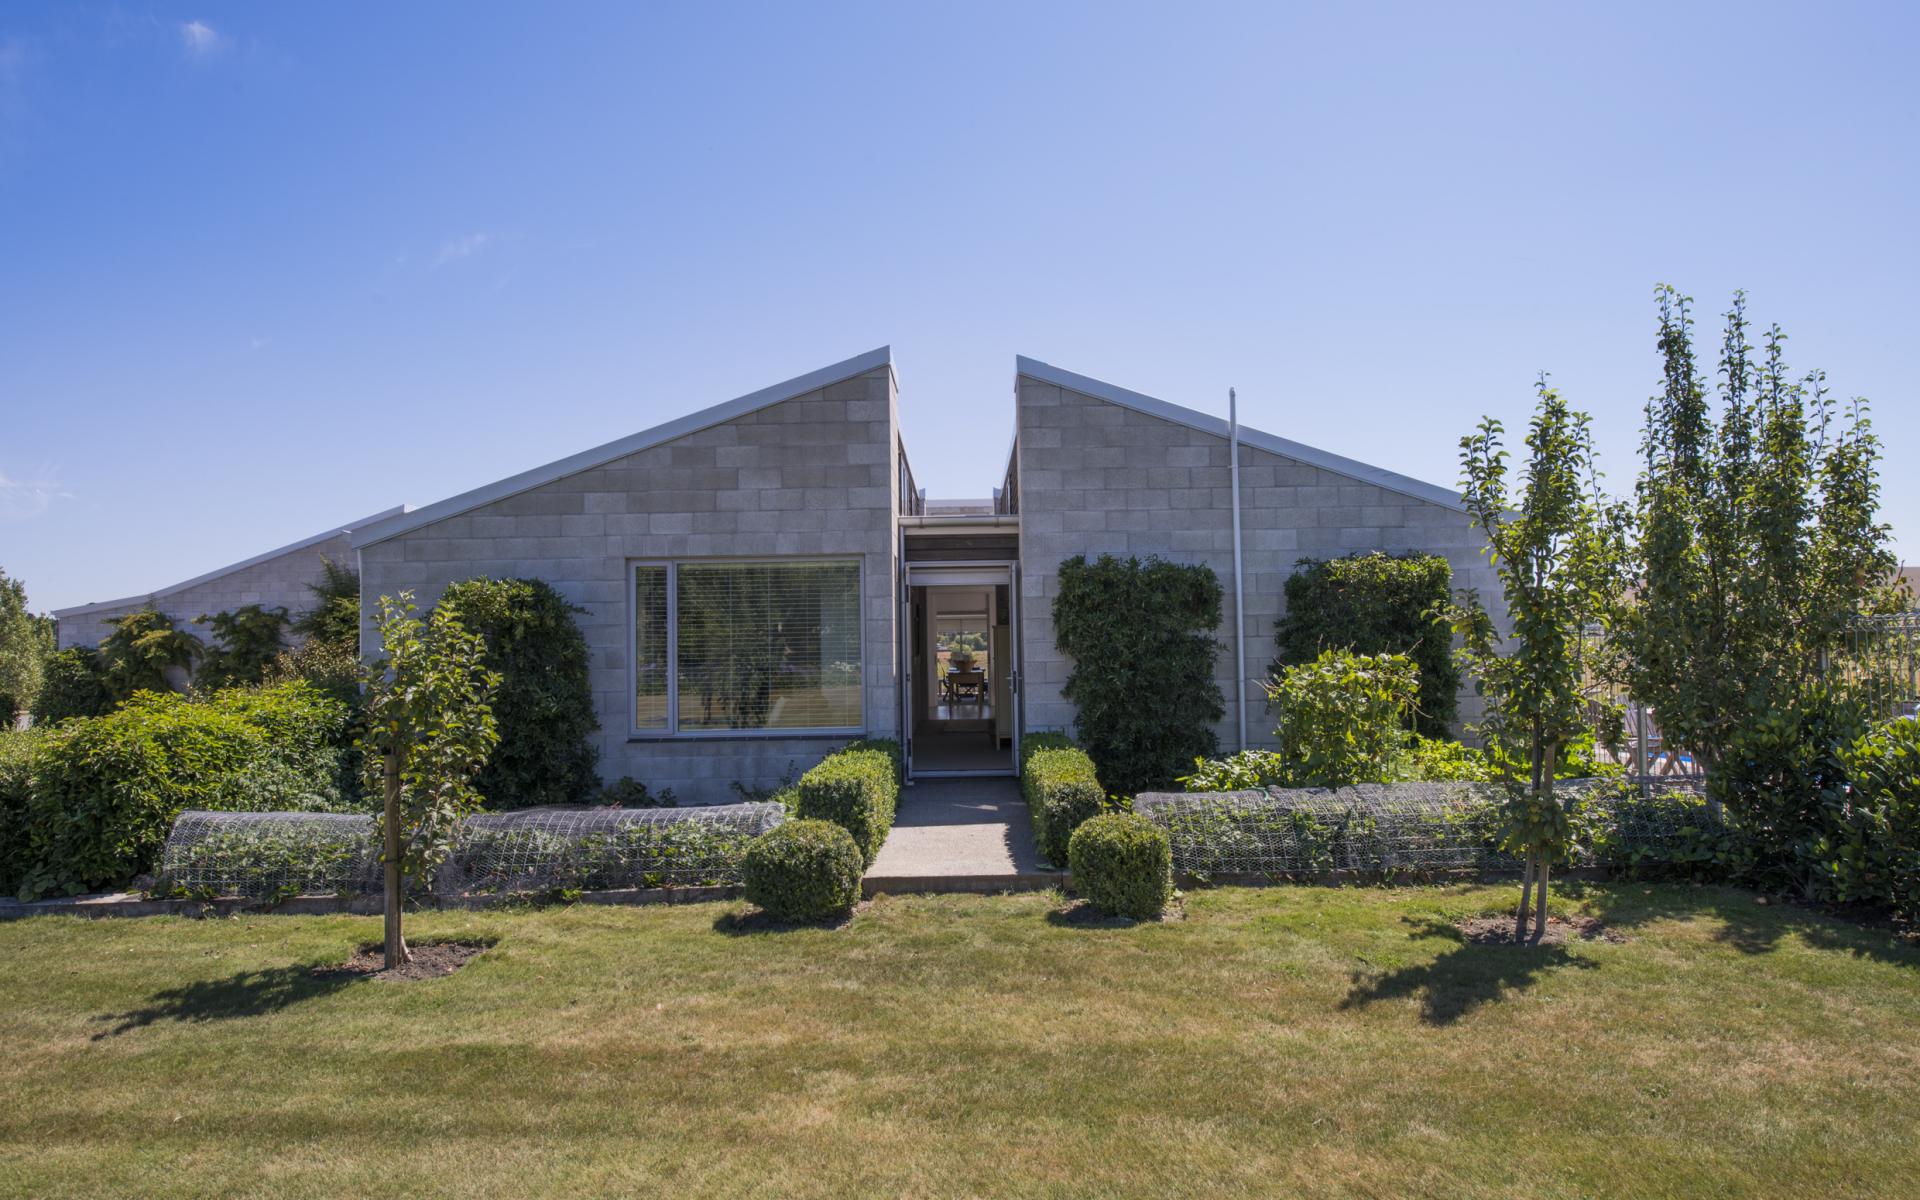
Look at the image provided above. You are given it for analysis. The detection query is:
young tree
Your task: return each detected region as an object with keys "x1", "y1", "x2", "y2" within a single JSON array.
[
  {"x1": 1623, "y1": 289, "x2": 1896, "y2": 776},
  {"x1": 359, "y1": 594, "x2": 499, "y2": 968},
  {"x1": 1455, "y1": 382, "x2": 1628, "y2": 943}
]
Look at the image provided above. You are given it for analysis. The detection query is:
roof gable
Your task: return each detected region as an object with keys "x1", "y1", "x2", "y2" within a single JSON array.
[
  {"x1": 354, "y1": 347, "x2": 893, "y2": 548},
  {"x1": 1014, "y1": 355, "x2": 1466, "y2": 512}
]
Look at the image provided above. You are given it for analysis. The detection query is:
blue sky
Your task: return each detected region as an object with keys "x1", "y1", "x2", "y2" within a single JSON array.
[{"x1": 3, "y1": 2, "x2": 1915, "y2": 613}]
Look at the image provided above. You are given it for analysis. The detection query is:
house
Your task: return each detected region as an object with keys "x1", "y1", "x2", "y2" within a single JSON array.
[
  {"x1": 352, "y1": 348, "x2": 1495, "y2": 802},
  {"x1": 53, "y1": 507, "x2": 405, "y2": 652}
]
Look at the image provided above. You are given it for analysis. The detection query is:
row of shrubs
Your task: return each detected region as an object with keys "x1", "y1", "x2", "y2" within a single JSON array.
[
  {"x1": 2, "y1": 682, "x2": 357, "y2": 899},
  {"x1": 1020, "y1": 732, "x2": 1106, "y2": 865}
]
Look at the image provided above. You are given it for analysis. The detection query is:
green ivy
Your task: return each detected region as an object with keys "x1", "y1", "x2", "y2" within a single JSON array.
[
  {"x1": 436, "y1": 578, "x2": 599, "y2": 808},
  {"x1": 1053, "y1": 554, "x2": 1224, "y2": 796}
]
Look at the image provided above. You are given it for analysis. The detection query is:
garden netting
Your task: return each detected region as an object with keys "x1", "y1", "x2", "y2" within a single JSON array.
[
  {"x1": 159, "y1": 810, "x2": 380, "y2": 900},
  {"x1": 158, "y1": 802, "x2": 787, "y2": 901},
  {"x1": 1133, "y1": 781, "x2": 1726, "y2": 879}
]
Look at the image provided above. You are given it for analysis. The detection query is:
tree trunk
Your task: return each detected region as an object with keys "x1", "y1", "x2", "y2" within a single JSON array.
[
  {"x1": 1514, "y1": 853, "x2": 1534, "y2": 943},
  {"x1": 1532, "y1": 855, "x2": 1551, "y2": 943},
  {"x1": 382, "y1": 748, "x2": 409, "y2": 969}
]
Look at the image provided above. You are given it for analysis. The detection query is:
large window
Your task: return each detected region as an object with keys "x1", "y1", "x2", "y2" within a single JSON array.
[{"x1": 632, "y1": 560, "x2": 863, "y2": 736}]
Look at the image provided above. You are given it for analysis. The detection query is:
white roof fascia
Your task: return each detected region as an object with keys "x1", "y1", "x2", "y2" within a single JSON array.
[
  {"x1": 1014, "y1": 355, "x2": 1466, "y2": 513},
  {"x1": 53, "y1": 505, "x2": 407, "y2": 619},
  {"x1": 354, "y1": 346, "x2": 893, "y2": 548}
]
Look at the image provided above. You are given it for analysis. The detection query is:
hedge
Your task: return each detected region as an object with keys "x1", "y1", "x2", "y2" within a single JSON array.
[
  {"x1": 15, "y1": 682, "x2": 355, "y2": 899},
  {"x1": 794, "y1": 743, "x2": 900, "y2": 866},
  {"x1": 0, "y1": 729, "x2": 45, "y2": 895},
  {"x1": 1068, "y1": 812, "x2": 1174, "y2": 919},
  {"x1": 1021, "y1": 734, "x2": 1105, "y2": 866},
  {"x1": 743, "y1": 819, "x2": 865, "y2": 922}
]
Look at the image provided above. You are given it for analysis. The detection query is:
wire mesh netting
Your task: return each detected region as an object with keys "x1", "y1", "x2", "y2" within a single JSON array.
[
  {"x1": 1135, "y1": 781, "x2": 1725, "y2": 880},
  {"x1": 159, "y1": 810, "x2": 380, "y2": 900},
  {"x1": 157, "y1": 802, "x2": 787, "y2": 901},
  {"x1": 431, "y1": 803, "x2": 786, "y2": 898}
]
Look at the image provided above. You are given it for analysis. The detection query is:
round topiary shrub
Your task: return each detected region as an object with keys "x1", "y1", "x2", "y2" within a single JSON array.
[
  {"x1": 742, "y1": 819, "x2": 864, "y2": 923},
  {"x1": 1068, "y1": 812, "x2": 1174, "y2": 920}
]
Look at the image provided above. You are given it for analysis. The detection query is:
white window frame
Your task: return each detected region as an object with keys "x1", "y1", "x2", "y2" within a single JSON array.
[{"x1": 628, "y1": 557, "x2": 866, "y2": 740}]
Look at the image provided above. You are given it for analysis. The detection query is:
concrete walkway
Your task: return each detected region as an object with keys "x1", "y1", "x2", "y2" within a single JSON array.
[{"x1": 864, "y1": 778, "x2": 1063, "y2": 893}]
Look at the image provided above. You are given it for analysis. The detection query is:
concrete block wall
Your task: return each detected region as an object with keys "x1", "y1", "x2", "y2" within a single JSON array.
[
  {"x1": 55, "y1": 532, "x2": 354, "y2": 652},
  {"x1": 1014, "y1": 374, "x2": 1498, "y2": 753},
  {"x1": 358, "y1": 367, "x2": 900, "y2": 804}
]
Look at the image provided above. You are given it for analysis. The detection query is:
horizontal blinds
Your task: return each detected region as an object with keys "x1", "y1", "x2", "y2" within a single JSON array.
[
  {"x1": 672, "y1": 561, "x2": 862, "y2": 732},
  {"x1": 634, "y1": 566, "x2": 670, "y2": 730}
]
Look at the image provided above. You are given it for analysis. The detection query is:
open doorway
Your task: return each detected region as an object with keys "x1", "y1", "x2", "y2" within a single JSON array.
[{"x1": 905, "y1": 565, "x2": 1018, "y2": 777}]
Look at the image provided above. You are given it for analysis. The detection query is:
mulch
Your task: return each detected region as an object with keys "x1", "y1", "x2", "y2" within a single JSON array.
[
  {"x1": 1455, "y1": 914, "x2": 1626, "y2": 946},
  {"x1": 316, "y1": 940, "x2": 491, "y2": 981}
]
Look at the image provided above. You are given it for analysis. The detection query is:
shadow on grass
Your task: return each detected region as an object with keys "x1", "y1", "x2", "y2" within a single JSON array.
[
  {"x1": 94, "y1": 964, "x2": 360, "y2": 1039},
  {"x1": 1558, "y1": 881, "x2": 1920, "y2": 969},
  {"x1": 712, "y1": 907, "x2": 856, "y2": 935},
  {"x1": 1340, "y1": 917, "x2": 1598, "y2": 1025}
]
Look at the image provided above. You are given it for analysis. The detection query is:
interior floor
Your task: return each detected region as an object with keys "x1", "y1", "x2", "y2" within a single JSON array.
[
  {"x1": 911, "y1": 728, "x2": 1013, "y2": 774},
  {"x1": 931, "y1": 700, "x2": 991, "y2": 721}
]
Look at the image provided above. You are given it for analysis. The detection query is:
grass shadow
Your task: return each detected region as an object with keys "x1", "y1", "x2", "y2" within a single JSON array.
[
  {"x1": 712, "y1": 907, "x2": 857, "y2": 935},
  {"x1": 1044, "y1": 899, "x2": 1181, "y2": 928},
  {"x1": 1340, "y1": 916, "x2": 1598, "y2": 1025},
  {"x1": 94, "y1": 964, "x2": 361, "y2": 1039},
  {"x1": 1557, "y1": 881, "x2": 1920, "y2": 969}
]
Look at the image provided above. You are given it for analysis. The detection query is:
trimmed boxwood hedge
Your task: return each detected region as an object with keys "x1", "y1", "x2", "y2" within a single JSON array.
[
  {"x1": 795, "y1": 743, "x2": 900, "y2": 866},
  {"x1": 742, "y1": 819, "x2": 864, "y2": 922},
  {"x1": 1068, "y1": 811, "x2": 1174, "y2": 919},
  {"x1": 1021, "y1": 734, "x2": 1105, "y2": 867}
]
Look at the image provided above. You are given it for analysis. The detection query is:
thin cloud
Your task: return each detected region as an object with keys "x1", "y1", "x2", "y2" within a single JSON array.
[
  {"x1": 180, "y1": 20, "x2": 227, "y2": 59},
  {"x1": 0, "y1": 468, "x2": 71, "y2": 521},
  {"x1": 434, "y1": 232, "x2": 492, "y2": 266}
]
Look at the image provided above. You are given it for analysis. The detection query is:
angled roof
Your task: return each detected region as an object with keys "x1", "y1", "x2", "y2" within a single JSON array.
[
  {"x1": 1014, "y1": 355, "x2": 1466, "y2": 512},
  {"x1": 355, "y1": 346, "x2": 894, "y2": 548},
  {"x1": 53, "y1": 506, "x2": 407, "y2": 619}
]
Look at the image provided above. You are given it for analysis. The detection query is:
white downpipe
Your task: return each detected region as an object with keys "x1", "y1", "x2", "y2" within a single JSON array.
[{"x1": 1229, "y1": 387, "x2": 1247, "y2": 754}]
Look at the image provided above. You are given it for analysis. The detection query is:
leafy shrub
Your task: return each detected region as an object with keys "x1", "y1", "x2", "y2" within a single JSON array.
[
  {"x1": 194, "y1": 604, "x2": 291, "y2": 690},
  {"x1": 841, "y1": 737, "x2": 905, "y2": 786},
  {"x1": 1824, "y1": 719, "x2": 1920, "y2": 918},
  {"x1": 1405, "y1": 736, "x2": 1494, "y2": 782},
  {"x1": 1181, "y1": 750, "x2": 1288, "y2": 791},
  {"x1": 1710, "y1": 689, "x2": 1865, "y2": 896},
  {"x1": 1268, "y1": 650, "x2": 1421, "y2": 787},
  {"x1": 435, "y1": 578, "x2": 599, "y2": 808},
  {"x1": 1068, "y1": 812, "x2": 1174, "y2": 919},
  {"x1": 1053, "y1": 554, "x2": 1224, "y2": 795},
  {"x1": 30, "y1": 647, "x2": 113, "y2": 724},
  {"x1": 1273, "y1": 552, "x2": 1461, "y2": 737},
  {"x1": 794, "y1": 745, "x2": 899, "y2": 865},
  {"x1": 98, "y1": 609, "x2": 200, "y2": 699},
  {"x1": 742, "y1": 819, "x2": 864, "y2": 921},
  {"x1": 18, "y1": 682, "x2": 354, "y2": 898},
  {"x1": 0, "y1": 729, "x2": 45, "y2": 894},
  {"x1": 593, "y1": 777, "x2": 678, "y2": 807},
  {"x1": 1021, "y1": 738, "x2": 1106, "y2": 866},
  {"x1": 291, "y1": 556, "x2": 361, "y2": 652}
]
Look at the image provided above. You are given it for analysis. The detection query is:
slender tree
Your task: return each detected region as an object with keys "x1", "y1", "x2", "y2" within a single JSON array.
[
  {"x1": 98, "y1": 608, "x2": 201, "y2": 699},
  {"x1": 1455, "y1": 382, "x2": 1629, "y2": 943},
  {"x1": 0, "y1": 570, "x2": 49, "y2": 725},
  {"x1": 1623, "y1": 288, "x2": 1895, "y2": 776},
  {"x1": 359, "y1": 595, "x2": 498, "y2": 968}
]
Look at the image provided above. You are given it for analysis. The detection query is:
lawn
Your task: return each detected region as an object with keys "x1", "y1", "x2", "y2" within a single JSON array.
[{"x1": 3, "y1": 884, "x2": 1918, "y2": 1199}]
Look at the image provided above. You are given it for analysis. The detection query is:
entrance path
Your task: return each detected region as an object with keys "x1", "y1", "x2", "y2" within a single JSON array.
[{"x1": 864, "y1": 778, "x2": 1064, "y2": 894}]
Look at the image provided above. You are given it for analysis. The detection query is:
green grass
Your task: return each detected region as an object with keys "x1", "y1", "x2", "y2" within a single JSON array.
[{"x1": 3, "y1": 883, "x2": 1918, "y2": 1198}]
